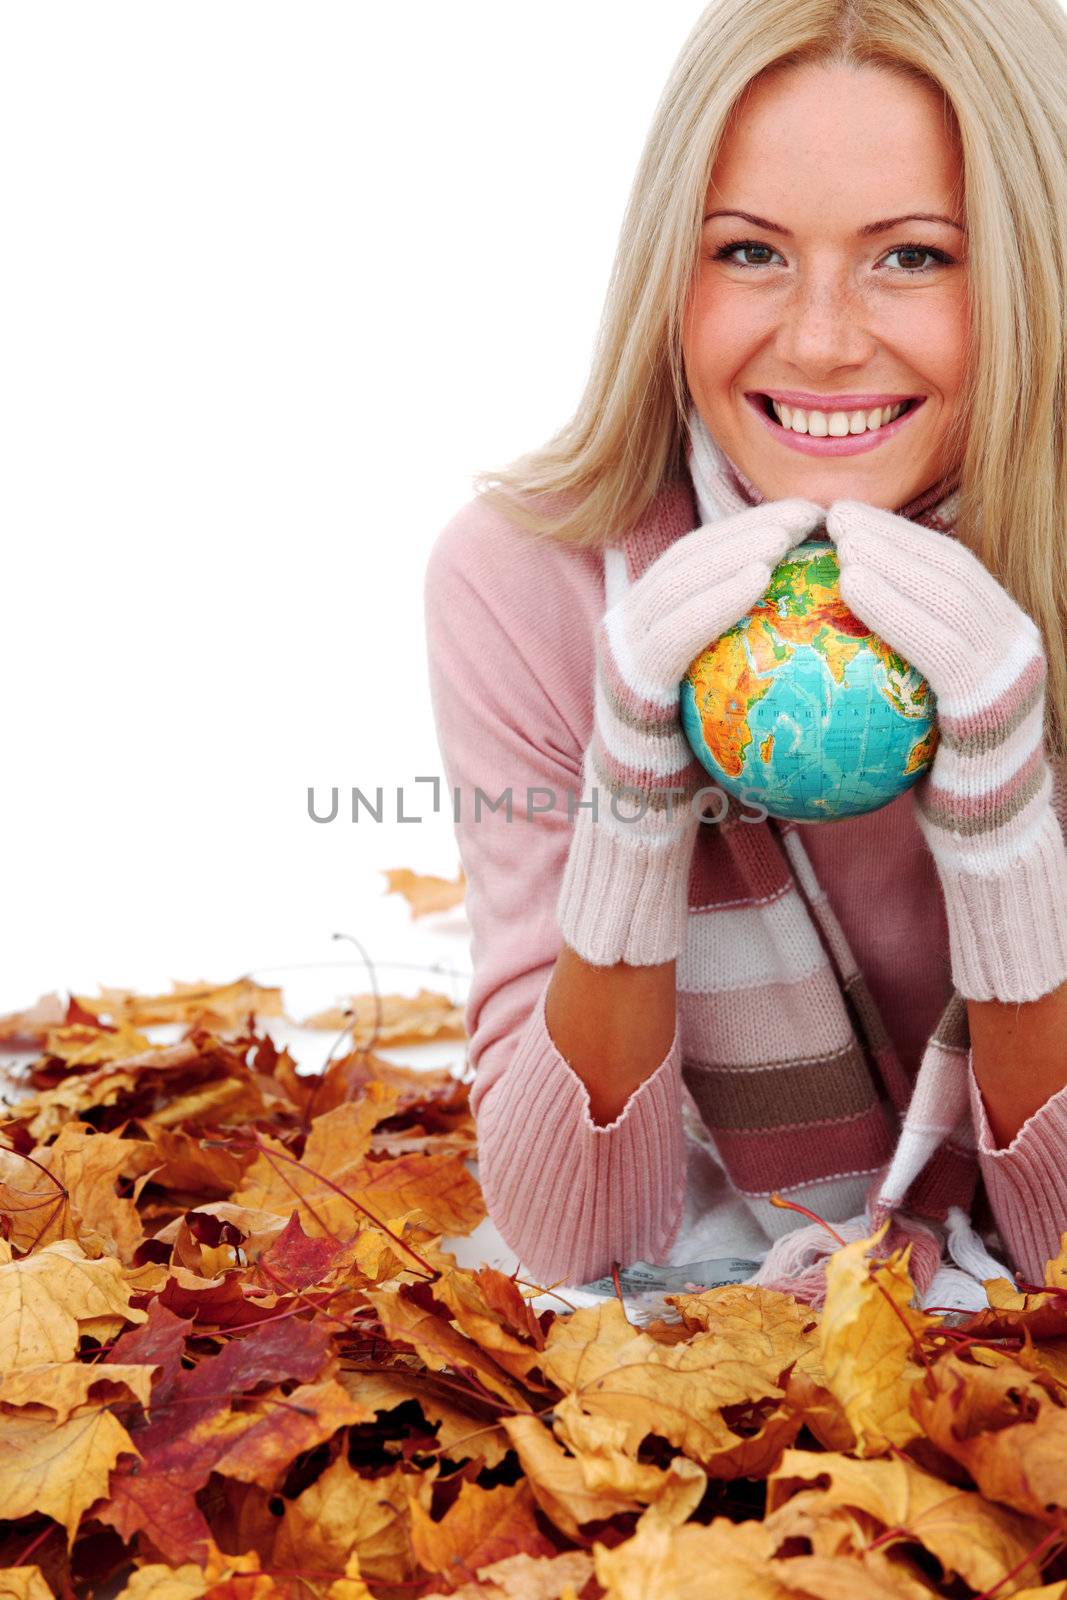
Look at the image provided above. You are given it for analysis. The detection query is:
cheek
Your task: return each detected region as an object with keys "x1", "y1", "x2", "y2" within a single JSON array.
[
  {"x1": 874, "y1": 286, "x2": 970, "y2": 400},
  {"x1": 683, "y1": 275, "x2": 770, "y2": 387}
]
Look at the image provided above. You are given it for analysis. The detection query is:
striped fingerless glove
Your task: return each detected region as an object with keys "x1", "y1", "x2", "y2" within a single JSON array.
[{"x1": 828, "y1": 497, "x2": 1067, "y2": 1002}]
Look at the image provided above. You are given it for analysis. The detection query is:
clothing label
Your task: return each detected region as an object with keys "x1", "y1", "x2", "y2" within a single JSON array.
[{"x1": 575, "y1": 1257, "x2": 762, "y2": 1297}]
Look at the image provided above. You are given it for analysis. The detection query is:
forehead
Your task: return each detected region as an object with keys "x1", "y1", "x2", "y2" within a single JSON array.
[{"x1": 708, "y1": 62, "x2": 964, "y2": 219}]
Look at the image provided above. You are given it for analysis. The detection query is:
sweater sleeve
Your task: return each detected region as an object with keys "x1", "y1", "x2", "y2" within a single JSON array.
[
  {"x1": 966, "y1": 752, "x2": 1067, "y2": 1285},
  {"x1": 423, "y1": 497, "x2": 688, "y2": 1286}
]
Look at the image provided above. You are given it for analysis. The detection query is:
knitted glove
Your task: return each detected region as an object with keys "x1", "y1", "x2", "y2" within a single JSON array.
[
  {"x1": 557, "y1": 496, "x2": 825, "y2": 966},
  {"x1": 826, "y1": 498, "x2": 1067, "y2": 1001}
]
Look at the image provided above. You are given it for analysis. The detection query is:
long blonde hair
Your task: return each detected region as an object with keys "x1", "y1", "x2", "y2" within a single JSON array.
[{"x1": 473, "y1": 0, "x2": 1067, "y2": 760}]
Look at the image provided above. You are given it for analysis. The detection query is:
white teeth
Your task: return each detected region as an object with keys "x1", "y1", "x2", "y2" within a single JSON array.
[{"x1": 770, "y1": 399, "x2": 907, "y2": 435}]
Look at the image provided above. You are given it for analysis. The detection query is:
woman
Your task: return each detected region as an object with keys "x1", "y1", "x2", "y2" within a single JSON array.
[{"x1": 424, "y1": 0, "x2": 1067, "y2": 1308}]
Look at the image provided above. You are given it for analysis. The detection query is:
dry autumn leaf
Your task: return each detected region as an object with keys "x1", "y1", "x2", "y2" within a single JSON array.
[
  {"x1": 382, "y1": 867, "x2": 466, "y2": 918},
  {"x1": 300, "y1": 987, "x2": 466, "y2": 1045},
  {"x1": 73, "y1": 977, "x2": 285, "y2": 1032},
  {"x1": 1, "y1": 961, "x2": 1066, "y2": 1596}
]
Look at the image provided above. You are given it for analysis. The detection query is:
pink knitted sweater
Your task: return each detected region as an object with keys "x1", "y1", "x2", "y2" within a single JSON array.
[{"x1": 424, "y1": 488, "x2": 1067, "y2": 1291}]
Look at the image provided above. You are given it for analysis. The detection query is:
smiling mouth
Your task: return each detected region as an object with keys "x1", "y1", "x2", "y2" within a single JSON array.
[{"x1": 757, "y1": 394, "x2": 921, "y2": 434}]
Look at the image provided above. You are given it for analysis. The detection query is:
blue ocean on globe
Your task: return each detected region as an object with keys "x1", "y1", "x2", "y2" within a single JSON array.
[{"x1": 680, "y1": 535, "x2": 939, "y2": 823}]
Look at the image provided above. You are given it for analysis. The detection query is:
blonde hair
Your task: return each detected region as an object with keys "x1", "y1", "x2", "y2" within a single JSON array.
[{"x1": 473, "y1": 0, "x2": 1067, "y2": 760}]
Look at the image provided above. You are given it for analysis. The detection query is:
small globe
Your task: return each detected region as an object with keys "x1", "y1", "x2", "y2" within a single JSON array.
[{"x1": 680, "y1": 535, "x2": 939, "y2": 823}]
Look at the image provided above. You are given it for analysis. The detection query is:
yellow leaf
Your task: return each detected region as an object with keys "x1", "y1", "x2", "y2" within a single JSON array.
[
  {"x1": 273, "y1": 1454, "x2": 430, "y2": 1589},
  {"x1": 0, "y1": 1239, "x2": 146, "y2": 1369},
  {"x1": 0, "y1": 1360, "x2": 154, "y2": 1423},
  {"x1": 539, "y1": 1298, "x2": 786, "y2": 1465},
  {"x1": 0, "y1": 1404, "x2": 137, "y2": 1544},
  {"x1": 113, "y1": 1565, "x2": 207, "y2": 1599},
  {"x1": 0, "y1": 1570, "x2": 55, "y2": 1600},
  {"x1": 301, "y1": 986, "x2": 465, "y2": 1044},
  {"x1": 767, "y1": 1445, "x2": 1050, "y2": 1591},
  {"x1": 818, "y1": 1222, "x2": 936, "y2": 1454}
]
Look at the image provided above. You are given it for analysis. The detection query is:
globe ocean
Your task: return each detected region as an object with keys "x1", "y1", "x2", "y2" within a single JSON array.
[{"x1": 680, "y1": 535, "x2": 938, "y2": 822}]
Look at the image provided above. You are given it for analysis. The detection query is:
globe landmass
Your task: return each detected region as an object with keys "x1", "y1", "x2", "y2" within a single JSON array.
[{"x1": 680, "y1": 535, "x2": 939, "y2": 823}]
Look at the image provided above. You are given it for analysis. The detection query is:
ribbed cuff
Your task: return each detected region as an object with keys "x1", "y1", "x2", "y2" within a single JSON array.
[
  {"x1": 968, "y1": 1050, "x2": 1067, "y2": 1285},
  {"x1": 555, "y1": 805, "x2": 699, "y2": 967},
  {"x1": 934, "y1": 809, "x2": 1067, "y2": 1001},
  {"x1": 474, "y1": 979, "x2": 688, "y2": 1287}
]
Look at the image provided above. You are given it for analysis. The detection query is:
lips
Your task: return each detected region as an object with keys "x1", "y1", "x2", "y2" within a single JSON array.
[{"x1": 743, "y1": 391, "x2": 927, "y2": 457}]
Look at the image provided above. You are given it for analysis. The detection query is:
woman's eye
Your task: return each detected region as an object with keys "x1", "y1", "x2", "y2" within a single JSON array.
[
  {"x1": 882, "y1": 245, "x2": 955, "y2": 272},
  {"x1": 712, "y1": 240, "x2": 782, "y2": 268}
]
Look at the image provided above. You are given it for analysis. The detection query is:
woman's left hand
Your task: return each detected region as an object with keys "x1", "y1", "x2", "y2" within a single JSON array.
[{"x1": 824, "y1": 498, "x2": 1067, "y2": 1001}]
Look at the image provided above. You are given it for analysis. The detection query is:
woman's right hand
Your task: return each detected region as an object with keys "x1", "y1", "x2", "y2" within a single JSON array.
[
  {"x1": 556, "y1": 496, "x2": 824, "y2": 968},
  {"x1": 607, "y1": 496, "x2": 826, "y2": 695}
]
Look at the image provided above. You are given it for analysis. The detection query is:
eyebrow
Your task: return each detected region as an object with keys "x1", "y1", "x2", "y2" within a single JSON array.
[{"x1": 703, "y1": 208, "x2": 966, "y2": 236}]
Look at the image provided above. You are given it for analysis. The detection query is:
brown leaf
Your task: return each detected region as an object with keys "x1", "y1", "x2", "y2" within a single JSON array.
[
  {"x1": 301, "y1": 987, "x2": 465, "y2": 1045},
  {"x1": 407, "y1": 1479, "x2": 555, "y2": 1583},
  {"x1": 365, "y1": 1284, "x2": 533, "y2": 1412},
  {"x1": 210, "y1": 1377, "x2": 370, "y2": 1487},
  {"x1": 0, "y1": 991, "x2": 69, "y2": 1048},
  {"x1": 73, "y1": 977, "x2": 284, "y2": 1031},
  {"x1": 538, "y1": 1298, "x2": 787, "y2": 1465},
  {"x1": 273, "y1": 1454, "x2": 430, "y2": 1590},
  {"x1": 911, "y1": 1351, "x2": 1067, "y2": 1526},
  {"x1": 383, "y1": 866, "x2": 466, "y2": 918},
  {"x1": 100, "y1": 1316, "x2": 334, "y2": 1563},
  {"x1": 419, "y1": 1550, "x2": 594, "y2": 1600}
]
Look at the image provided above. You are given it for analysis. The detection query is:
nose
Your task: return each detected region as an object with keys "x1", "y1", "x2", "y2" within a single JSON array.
[{"x1": 772, "y1": 264, "x2": 878, "y2": 374}]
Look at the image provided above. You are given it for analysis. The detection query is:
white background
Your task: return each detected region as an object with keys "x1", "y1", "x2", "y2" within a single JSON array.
[{"x1": 0, "y1": 2, "x2": 706, "y2": 1018}]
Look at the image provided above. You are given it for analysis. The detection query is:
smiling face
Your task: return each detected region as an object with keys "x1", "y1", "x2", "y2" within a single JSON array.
[{"x1": 682, "y1": 61, "x2": 969, "y2": 509}]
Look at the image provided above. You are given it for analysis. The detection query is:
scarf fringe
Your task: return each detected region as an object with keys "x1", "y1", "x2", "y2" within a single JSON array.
[{"x1": 742, "y1": 1200, "x2": 1013, "y2": 1311}]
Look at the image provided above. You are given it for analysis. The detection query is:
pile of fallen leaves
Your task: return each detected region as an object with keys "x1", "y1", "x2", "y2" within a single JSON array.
[{"x1": 2, "y1": 969, "x2": 1067, "y2": 1599}]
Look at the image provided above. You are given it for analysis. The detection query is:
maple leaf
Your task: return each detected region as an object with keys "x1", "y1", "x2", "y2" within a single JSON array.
[
  {"x1": 0, "y1": 1238, "x2": 146, "y2": 1368},
  {"x1": 0, "y1": 1570, "x2": 56, "y2": 1600},
  {"x1": 766, "y1": 1445, "x2": 1051, "y2": 1591},
  {"x1": 407, "y1": 1479, "x2": 556, "y2": 1584},
  {"x1": 113, "y1": 1566, "x2": 207, "y2": 1599},
  {"x1": 0, "y1": 1359, "x2": 155, "y2": 1423},
  {"x1": 538, "y1": 1298, "x2": 789, "y2": 1465},
  {"x1": 30, "y1": 1123, "x2": 157, "y2": 1262},
  {"x1": 0, "y1": 990, "x2": 69, "y2": 1048},
  {"x1": 418, "y1": 1550, "x2": 596, "y2": 1600},
  {"x1": 0, "y1": 1404, "x2": 138, "y2": 1544},
  {"x1": 73, "y1": 977, "x2": 284, "y2": 1032},
  {"x1": 911, "y1": 1351, "x2": 1067, "y2": 1526},
  {"x1": 382, "y1": 865, "x2": 466, "y2": 917},
  {"x1": 105, "y1": 1299, "x2": 191, "y2": 1403},
  {"x1": 209, "y1": 1377, "x2": 370, "y2": 1488},
  {"x1": 272, "y1": 1454, "x2": 430, "y2": 1591},
  {"x1": 818, "y1": 1221, "x2": 938, "y2": 1455},
  {"x1": 99, "y1": 1316, "x2": 334, "y2": 1563},
  {"x1": 300, "y1": 987, "x2": 465, "y2": 1045},
  {"x1": 233, "y1": 1087, "x2": 399, "y2": 1223},
  {"x1": 502, "y1": 1409, "x2": 706, "y2": 1543}
]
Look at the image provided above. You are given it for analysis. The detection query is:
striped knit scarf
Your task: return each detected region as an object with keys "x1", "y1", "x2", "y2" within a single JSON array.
[{"x1": 607, "y1": 406, "x2": 1008, "y2": 1308}]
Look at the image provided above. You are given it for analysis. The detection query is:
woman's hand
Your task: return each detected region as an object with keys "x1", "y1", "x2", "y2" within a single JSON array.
[
  {"x1": 825, "y1": 498, "x2": 1067, "y2": 1000},
  {"x1": 556, "y1": 496, "x2": 824, "y2": 967}
]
